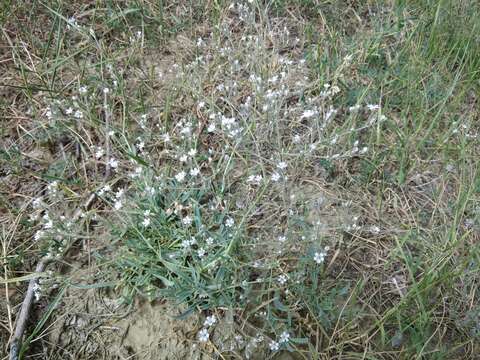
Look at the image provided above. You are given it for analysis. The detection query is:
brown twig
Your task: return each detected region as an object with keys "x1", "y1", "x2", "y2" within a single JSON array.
[
  {"x1": 8, "y1": 258, "x2": 50, "y2": 360},
  {"x1": 8, "y1": 193, "x2": 96, "y2": 360}
]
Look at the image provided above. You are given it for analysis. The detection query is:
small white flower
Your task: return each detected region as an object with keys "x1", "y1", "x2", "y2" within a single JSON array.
[
  {"x1": 136, "y1": 140, "x2": 145, "y2": 152},
  {"x1": 95, "y1": 147, "x2": 104, "y2": 159},
  {"x1": 314, "y1": 250, "x2": 327, "y2": 264},
  {"x1": 188, "y1": 148, "x2": 197, "y2": 157},
  {"x1": 204, "y1": 315, "x2": 216, "y2": 327},
  {"x1": 198, "y1": 328, "x2": 209, "y2": 342},
  {"x1": 348, "y1": 104, "x2": 361, "y2": 112},
  {"x1": 277, "y1": 274, "x2": 288, "y2": 285},
  {"x1": 34, "y1": 230, "x2": 45, "y2": 241},
  {"x1": 269, "y1": 341, "x2": 279, "y2": 351},
  {"x1": 179, "y1": 154, "x2": 188, "y2": 162},
  {"x1": 271, "y1": 172, "x2": 281, "y2": 182},
  {"x1": 366, "y1": 104, "x2": 380, "y2": 111},
  {"x1": 74, "y1": 110, "x2": 83, "y2": 119},
  {"x1": 277, "y1": 161, "x2": 287, "y2": 170},
  {"x1": 370, "y1": 225, "x2": 380, "y2": 234},
  {"x1": 108, "y1": 158, "x2": 118, "y2": 168},
  {"x1": 300, "y1": 109, "x2": 317, "y2": 119},
  {"x1": 79, "y1": 86, "x2": 87, "y2": 94},
  {"x1": 114, "y1": 200, "x2": 123, "y2": 210},
  {"x1": 351, "y1": 140, "x2": 359, "y2": 154},
  {"x1": 175, "y1": 171, "x2": 186, "y2": 182},
  {"x1": 198, "y1": 101, "x2": 205, "y2": 108},
  {"x1": 47, "y1": 181, "x2": 59, "y2": 194},
  {"x1": 207, "y1": 123, "x2": 216, "y2": 132},
  {"x1": 65, "y1": 107, "x2": 73, "y2": 115},
  {"x1": 103, "y1": 87, "x2": 110, "y2": 94},
  {"x1": 225, "y1": 218, "x2": 234, "y2": 227},
  {"x1": 107, "y1": 130, "x2": 115, "y2": 137},
  {"x1": 278, "y1": 235, "x2": 286, "y2": 242},
  {"x1": 197, "y1": 247, "x2": 206, "y2": 258},
  {"x1": 279, "y1": 331, "x2": 290, "y2": 344},
  {"x1": 247, "y1": 174, "x2": 263, "y2": 185},
  {"x1": 29, "y1": 213, "x2": 39, "y2": 222},
  {"x1": 32, "y1": 197, "x2": 43, "y2": 209},
  {"x1": 67, "y1": 16, "x2": 77, "y2": 29},
  {"x1": 190, "y1": 167, "x2": 200, "y2": 177},
  {"x1": 182, "y1": 215, "x2": 193, "y2": 226},
  {"x1": 98, "y1": 184, "x2": 111, "y2": 196},
  {"x1": 163, "y1": 133, "x2": 171, "y2": 142},
  {"x1": 142, "y1": 217, "x2": 151, "y2": 227},
  {"x1": 206, "y1": 237, "x2": 214, "y2": 246},
  {"x1": 181, "y1": 239, "x2": 191, "y2": 249},
  {"x1": 180, "y1": 125, "x2": 192, "y2": 135}
]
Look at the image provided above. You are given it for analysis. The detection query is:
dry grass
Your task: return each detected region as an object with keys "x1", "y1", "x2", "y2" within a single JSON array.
[{"x1": 1, "y1": 1, "x2": 479, "y2": 359}]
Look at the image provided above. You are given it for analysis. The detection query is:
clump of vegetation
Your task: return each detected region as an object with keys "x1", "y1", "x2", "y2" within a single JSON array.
[{"x1": 1, "y1": 0, "x2": 479, "y2": 359}]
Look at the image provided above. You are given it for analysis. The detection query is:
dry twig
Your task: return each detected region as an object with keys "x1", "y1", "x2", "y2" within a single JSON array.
[{"x1": 8, "y1": 193, "x2": 96, "y2": 360}]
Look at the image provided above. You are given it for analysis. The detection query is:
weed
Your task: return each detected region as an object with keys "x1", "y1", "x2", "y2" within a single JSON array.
[{"x1": 1, "y1": 0, "x2": 479, "y2": 359}]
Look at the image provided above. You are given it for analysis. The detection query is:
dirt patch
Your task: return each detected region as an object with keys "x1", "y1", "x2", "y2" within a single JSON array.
[
  {"x1": 47, "y1": 283, "x2": 300, "y2": 360},
  {"x1": 48, "y1": 285, "x2": 208, "y2": 359},
  {"x1": 116, "y1": 300, "x2": 205, "y2": 360},
  {"x1": 42, "y1": 259, "x2": 206, "y2": 359}
]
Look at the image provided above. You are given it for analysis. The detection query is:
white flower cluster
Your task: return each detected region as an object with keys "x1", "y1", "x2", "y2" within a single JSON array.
[
  {"x1": 314, "y1": 246, "x2": 330, "y2": 265},
  {"x1": 269, "y1": 331, "x2": 291, "y2": 352},
  {"x1": 277, "y1": 274, "x2": 288, "y2": 285},
  {"x1": 198, "y1": 315, "x2": 217, "y2": 343},
  {"x1": 142, "y1": 210, "x2": 151, "y2": 227}
]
